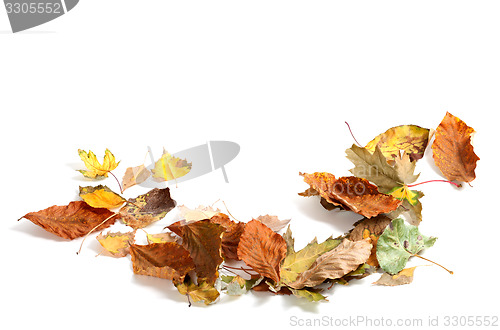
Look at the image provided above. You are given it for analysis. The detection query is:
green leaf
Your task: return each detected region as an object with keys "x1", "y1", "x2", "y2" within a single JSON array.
[
  {"x1": 221, "y1": 275, "x2": 262, "y2": 296},
  {"x1": 376, "y1": 218, "x2": 437, "y2": 275}
]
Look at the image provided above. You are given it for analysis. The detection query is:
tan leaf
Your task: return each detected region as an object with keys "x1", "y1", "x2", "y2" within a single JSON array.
[
  {"x1": 237, "y1": 219, "x2": 287, "y2": 283},
  {"x1": 300, "y1": 172, "x2": 402, "y2": 218},
  {"x1": 288, "y1": 239, "x2": 372, "y2": 289},
  {"x1": 432, "y1": 112, "x2": 479, "y2": 182},
  {"x1": 178, "y1": 205, "x2": 221, "y2": 222},
  {"x1": 253, "y1": 214, "x2": 291, "y2": 232},
  {"x1": 121, "y1": 164, "x2": 151, "y2": 191},
  {"x1": 373, "y1": 266, "x2": 418, "y2": 286},
  {"x1": 129, "y1": 242, "x2": 195, "y2": 284},
  {"x1": 20, "y1": 201, "x2": 118, "y2": 240}
]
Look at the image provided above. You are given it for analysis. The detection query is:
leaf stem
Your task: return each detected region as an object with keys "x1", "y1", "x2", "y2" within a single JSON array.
[
  {"x1": 76, "y1": 213, "x2": 118, "y2": 255},
  {"x1": 407, "y1": 180, "x2": 461, "y2": 188},
  {"x1": 345, "y1": 121, "x2": 362, "y2": 147},
  {"x1": 223, "y1": 265, "x2": 258, "y2": 276},
  {"x1": 412, "y1": 253, "x2": 454, "y2": 274},
  {"x1": 108, "y1": 171, "x2": 123, "y2": 194}
]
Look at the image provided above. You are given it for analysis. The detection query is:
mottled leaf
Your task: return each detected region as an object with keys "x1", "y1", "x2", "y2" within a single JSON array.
[
  {"x1": 376, "y1": 218, "x2": 437, "y2": 275},
  {"x1": 20, "y1": 201, "x2": 118, "y2": 240},
  {"x1": 432, "y1": 112, "x2": 479, "y2": 183},
  {"x1": 119, "y1": 188, "x2": 176, "y2": 229}
]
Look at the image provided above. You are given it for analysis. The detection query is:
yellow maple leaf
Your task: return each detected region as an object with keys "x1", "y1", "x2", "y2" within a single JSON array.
[
  {"x1": 152, "y1": 149, "x2": 191, "y2": 182},
  {"x1": 79, "y1": 185, "x2": 126, "y2": 209},
  {"x1": 78, "y1": 149, "x2": 120, "y2": 179}
]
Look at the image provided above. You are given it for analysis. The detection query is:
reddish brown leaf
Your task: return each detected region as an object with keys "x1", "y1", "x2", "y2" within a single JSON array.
[
  {"x1": 210, "y1": 213, "x2": 246, "y2": 260},
  {"x1": 168, "y1": 219, "x2": 224, "y2": 285},
  {"x1": 300, "y1": 173, "x2": 402, "y2": 218},
  {"x1": 130, "y1": 242, "x2": 195, "y2": 284},
  {"x1": 432, "y1": 112, "x2": 479, "y2": 182},
  {"x1": 20, "y1": 201, "x2": 119, "y2": 240},
  {"x1": 237, "y1": 219, "x2": 287, "y2": 283}
]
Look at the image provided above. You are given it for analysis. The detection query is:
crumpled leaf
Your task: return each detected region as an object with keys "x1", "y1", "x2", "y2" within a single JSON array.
[
  {"x1": 280, "y1": 226, "x2": 342, "y2": 285},
  {"x1": 221, "y1": 275, "x2": 262, "y2": 296},
  {"x1": 122, "y1": 164, "x2": 151, "y2": 191},
  {"x1": 178, "y1": 205, "x2": 221, "y2": 222},
  {"x1": 20, "y1": 201, "x2": 118, "y2": 240},
  {"x1": 288, "y1": 238, "x2": 372, "y2": 289},
  {"x1": 97, "y1": 231, "x2": 135, "y2": 257},
  {"x1": 175, "y1": 278, "x2": 220, "y2": 305},
  {"x1": 373, "y1": 266, "x2": 418, "y2": 286},
  {"x1": 432, "y1": 112, "x2": 479, "y2": 183},
  {"x1": 79, "y1": 185, "x2": 126, "y2": 209},
  {"x1": 119, "y1": 188, "x2": 176, "y2": 229},
  {"x1": 346, "y1": 145, "x2": 419, "y2": 193},
  {"x1": 365, "y1": 125, "x2": 431, "y2": 161},
  {"x1": 77, "y1": 148, "x2": 119, "y2": 179},
  {"x1": 300, "y1": 172, "x2": 402, "y2": 218},
  {"x1": 152, "y1": 149, "x2": 192, "y2": 182},
  {"x1": 237, "y1": 219, "x2": 287, "y2": 283},
  {"x1": 168, "y1": 219, "x2": 225, "y2": 285},
  {"x1": 130, "y1": 242, "x2": 195, "y2": 284},
  {"x1": 376, "y1": 218, "x2": 437, "y2": 275},
  {"x1": 253, "y1": 214, "x2": 291, "y2": 232},
  {"x1": 347, "y1": 215, "x2": 392, "y2": 267}
]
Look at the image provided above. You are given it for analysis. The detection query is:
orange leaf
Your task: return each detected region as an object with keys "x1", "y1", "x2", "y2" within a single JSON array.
[
  {"x1": 432, "y1": 112, "x2": 479, "y2": 183},
  {"x1": 237, "y1": 220, "x2": 287, "y2": 283},
  {"x1": 300, "y1": 173, "x2": 402, "y2": 218},
  {"x1": 129, "y1": 242, "x2": 195, "y2": 284},
  {"x1": 20, "y1": 201, "x2": 118, "y2": 240}
]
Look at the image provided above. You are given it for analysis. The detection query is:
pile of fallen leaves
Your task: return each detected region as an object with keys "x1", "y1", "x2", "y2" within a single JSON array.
[{"x1": 19, "y1": 112, "x2": 478, "y2": 305}]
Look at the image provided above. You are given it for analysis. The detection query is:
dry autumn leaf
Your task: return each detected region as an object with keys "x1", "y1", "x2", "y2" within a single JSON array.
[
  {"x1": 168, "y1": 219, "x2": 225, "y2": 285},
  {"x1": 119, "y1": 188, "x2": 176, "y2": 229},
  {"x1": 20, "y1": 201, "x2": 118, "y2": 240},
  {"x1": 237, "y1": 219, "x2": 287, "y2": 283},
  {"x1": 130, "y1": 242, "x2": 195, "y2": 284},
  {"x1": 122, "y1": 164, "x2": 151, "y2": 191},
  {"x1": 79, "y1": 185, "x2": 126, "y2": 209},
  {"x1": 175, "y1": 278, "x2": 220, "y2": 305},
  {"x1": 178, "y1": 205, "x2": 221, "y2": 222},
  {"x1": 287, "y1": 238, "x2": 372, "y2": 289},
  {"x1": 253, "y1": 214, "x2": 291, "y2": 232},
  {"x1": 373, "y1": 266, "x2": 418, "y2": 286},
  {"x1": 300, "y1": 172, "x2": 402, "y2": 218},
  {"x1": 152, "y1": 149, "x2": 192, "y2": 182},
  {"x1": 77, "y1": 149, "x2": 119, "y2": 179},
  {"x1": 365, "y1": 125, "x2": 431, "y2": 161},
  {"x1": 432, "y1": 112, "x2": 479, "y2": 183},
  {"x1": 97, "y1": 231, "x2": 135, "y2": 257}
]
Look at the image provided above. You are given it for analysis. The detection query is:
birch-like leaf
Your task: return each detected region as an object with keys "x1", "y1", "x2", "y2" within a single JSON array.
[
  {"x1": 79, "y1": 185, "x2": 126, "y2": 209},
  {"x1": 122, "y1": 164, "x2": 151, "y2": 191}
]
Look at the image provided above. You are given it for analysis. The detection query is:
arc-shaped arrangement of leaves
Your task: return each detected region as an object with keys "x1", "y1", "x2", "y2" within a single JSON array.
[{"x1": 18, "y1": 112, "x2": 478, "y2": 305}]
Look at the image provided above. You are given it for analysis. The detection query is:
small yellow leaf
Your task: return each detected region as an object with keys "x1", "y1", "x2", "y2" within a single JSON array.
[
  {"x1": 78, "y1": 149, "x2": 120, "y2": 179},
  {"x1": 97, "y1": 231, "x2": 135, "y2": 257},
  {"x1": 147, "y1": 232, "x2": 180, "y2": 244},
  {"x1": 388, "y1": 185, "x2": 420, "y2": 206},
  {"x1": 152, "y1": 149, "x2": 191, "y2": 182},
  {"x1": 79, "y1": 185, "x2": 126, "y2": 209}
]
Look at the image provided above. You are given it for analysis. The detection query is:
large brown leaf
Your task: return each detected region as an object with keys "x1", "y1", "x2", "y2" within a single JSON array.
[
  {"x1": 300, "y1": 172, "x2": 402, "y2": 218},
  {"x1": 20, "y1": 201, "x2": 119, "y2": 240},
  {"x1": 210, "y1": 213, "x2": 246, "y2": 260},
  {"x1": 432, "y1": 112, "x2": 479, "y2": 182},
  {"x1": 130, "y1": 242, "x2": 195, "y2": 284},
  {"x1": 237, "y1": 219, "x2": 287, "y2": 283},
  {"x1": 168, "y1": 219, "x2": 224, "y2": 285},
  {"x1": 288, "y1": 238, "x2": 372, "y2": 289}
]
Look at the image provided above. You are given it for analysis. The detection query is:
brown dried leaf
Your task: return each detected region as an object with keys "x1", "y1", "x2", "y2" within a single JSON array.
[
  {"x1": 373, "y1": 266, "x2": 418, "y2": 286},
  {"x1": 253, "y1": 214, "x2": 291, "y2": 232},
  {"x1": 432, "y1": 112, "x2": 479, "y2": 182},
  {"x1": 130, "y1": 242, "x2": 195, "y2": 284},
  {"x1": 288, "y1": 239, "x2": 372, "y2": 289},
  {"x1": 122, "y1": 164, "x2": 151, "y2": 191},
  {"x1": 168, "y1": 219, "x2": 225, "y2": 285},
  {"x1": 210, "y1": 213, "x2": 246, "y2": 260},
  {"x1": 20, "y1": 201, "x2": 118, "y2": 240},
  {"x1": 119, "y1": 188, "x2": 176, "y2": 229},
  {"x1": 237, "y1": 220, "x2": 287, "y2": 283},
  {"x1": 300, "y1": 172, "x2": 402, "y2": 218}
]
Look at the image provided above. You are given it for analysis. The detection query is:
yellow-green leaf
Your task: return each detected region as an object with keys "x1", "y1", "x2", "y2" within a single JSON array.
[
  {"x1": 77, "y1": 149, "x2": 119, "y2": 179},
  {"x1": 365, "y1": 125, "x2": 431, "y2": 161},
  {"x1": 152, "y1": 149, "x2": 191, "y2": 182},
  {"x1": 388, "y1": 185, "x2": 420, "y2": 206},
  {"x1": 176, "y1": 279, "x2": 220, "y2": 305},
  {"x1": 79, "y1": 185, "x2": 126, "y2": 209}
]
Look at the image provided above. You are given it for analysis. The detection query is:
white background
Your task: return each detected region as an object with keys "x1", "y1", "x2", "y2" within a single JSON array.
[{"x1": 1, "y1": 1, "x2": 498, "y2": 329}]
